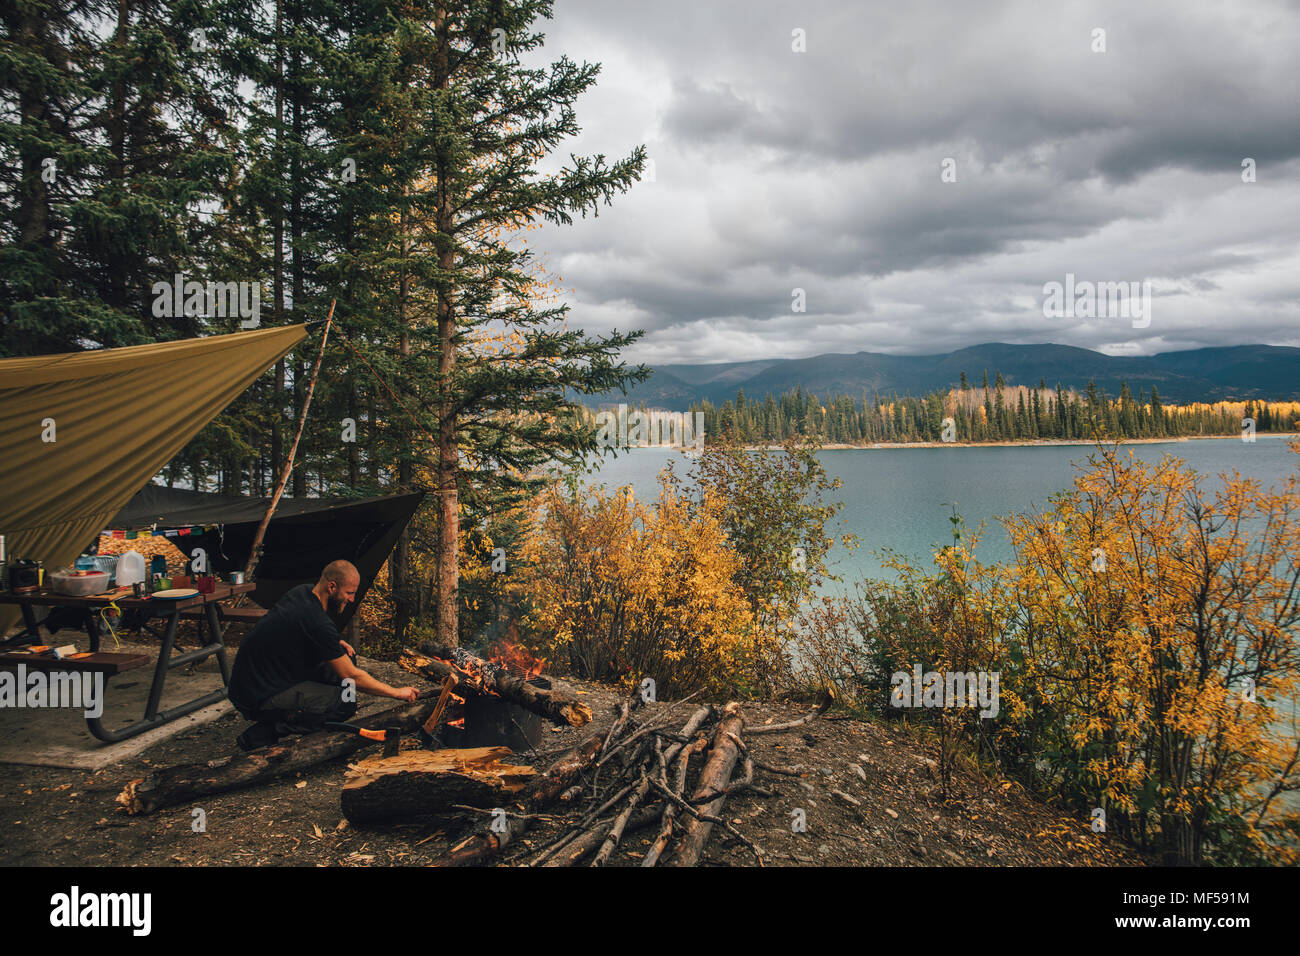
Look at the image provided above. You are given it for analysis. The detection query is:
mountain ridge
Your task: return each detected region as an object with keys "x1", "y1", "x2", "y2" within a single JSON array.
[{"x1": 590, "y1": 343, "x2": 1300, "y2": 409}]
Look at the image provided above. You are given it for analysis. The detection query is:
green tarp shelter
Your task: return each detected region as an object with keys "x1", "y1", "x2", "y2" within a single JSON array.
[{"x1": 0, "y1": 325, "x2": 307, "y2": 631}]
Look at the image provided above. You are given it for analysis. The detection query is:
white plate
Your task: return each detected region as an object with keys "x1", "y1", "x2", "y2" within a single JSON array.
[{"x1": 151, "y1": 588, "x2": 200, "y2": 600}]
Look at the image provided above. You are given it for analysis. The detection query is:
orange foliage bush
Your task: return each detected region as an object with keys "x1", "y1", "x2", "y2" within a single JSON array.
[{"x1": 518, "y1": 479, "x2": 766, "y2": 699}]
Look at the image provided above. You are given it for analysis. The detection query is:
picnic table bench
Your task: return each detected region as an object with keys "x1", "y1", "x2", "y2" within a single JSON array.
[{"x1": 0, "y1": 582, "x2": 255, "y2": 742}]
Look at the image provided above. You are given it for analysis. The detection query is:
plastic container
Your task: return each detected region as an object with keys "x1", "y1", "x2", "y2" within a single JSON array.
[
  {"x1": 115, "y1": 550, "x2": 146, "y2": 588},
  {"x1": 49, "y1": 568, "x2": 111, "y2": 597},
  {"x1": 90, "y1": 554, "x2": 119, "y2": 584}
]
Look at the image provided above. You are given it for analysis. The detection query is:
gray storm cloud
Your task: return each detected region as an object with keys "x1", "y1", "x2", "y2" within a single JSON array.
[{"x1": 524, "y1": 0, "x2": 1300, "y2": 363}]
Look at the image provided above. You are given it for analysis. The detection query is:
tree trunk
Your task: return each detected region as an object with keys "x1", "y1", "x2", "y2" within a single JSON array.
[
  {"x1": 115, "y1": 698, "x2": 438, "y2": 815},
  {"x1": 347, "y1": 381, "x2": 360, "y2": 488},
  {"x1": 14, "y1": 9, "x2": 54, "y2": 255},
  {"x1": 270, "y1": 0, "x2": 285, "y2": 483},
  {"x1": 106, "y1": 0, "x2": 129, "y2": 313},
  {"x1": 288, "y1": 0, "x2": 306, "y2": 500},
  {"x1": 433, "y1": 0, "x2": 459, "y2": 649}
]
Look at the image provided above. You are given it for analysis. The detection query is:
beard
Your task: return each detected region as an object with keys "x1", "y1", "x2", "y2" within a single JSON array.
[{"x1": 327, "y1": 594, "x2": 349, "y2": 616}]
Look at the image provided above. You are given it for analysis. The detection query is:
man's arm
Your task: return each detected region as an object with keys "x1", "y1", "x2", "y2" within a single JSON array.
[{"x1": 327, "y1": 653, "x2": 419, "y2": 701}]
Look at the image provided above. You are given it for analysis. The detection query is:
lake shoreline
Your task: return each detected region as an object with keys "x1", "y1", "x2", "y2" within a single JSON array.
[{"x1": 738, "y1": 433, "x2": 1300, "y2": 451}]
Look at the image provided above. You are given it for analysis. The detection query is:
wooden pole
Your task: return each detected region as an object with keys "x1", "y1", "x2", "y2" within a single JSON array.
[{"x1": 244, "y1": 301, "x2": 335, "y2": 579}]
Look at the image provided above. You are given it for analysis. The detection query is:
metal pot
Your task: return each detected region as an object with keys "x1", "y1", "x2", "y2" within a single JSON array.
[{"x1": 8, "y1": 558, "x2": 42, "y2": 593}]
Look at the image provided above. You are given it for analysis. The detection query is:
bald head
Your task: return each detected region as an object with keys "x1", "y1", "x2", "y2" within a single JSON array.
[
  {"x1": 320, "y1": 560, "x2": 360, "y2": 588},
  {"x1": 316, "y1": 560, "x2": 360, "y2": 614}
]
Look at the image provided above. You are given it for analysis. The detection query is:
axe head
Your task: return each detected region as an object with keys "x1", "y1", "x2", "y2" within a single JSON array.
[{"x1": 382, "y1": 729, "x2": 401, "y2": 758}]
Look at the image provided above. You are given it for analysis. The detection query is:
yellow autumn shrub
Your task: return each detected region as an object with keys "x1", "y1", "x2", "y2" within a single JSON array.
[{"x1": 518, "y1": 479, "x2": 766, "y2": 698}]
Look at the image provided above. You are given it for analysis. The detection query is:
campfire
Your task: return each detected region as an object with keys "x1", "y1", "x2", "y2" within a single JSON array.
[{"x1": 398, "y1": 641, "x2": 592, "y2": 732}]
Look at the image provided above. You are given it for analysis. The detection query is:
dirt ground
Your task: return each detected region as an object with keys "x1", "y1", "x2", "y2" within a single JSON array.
[{"x1": 0, "y1": 650, "x2": 1144, "y2": 867}]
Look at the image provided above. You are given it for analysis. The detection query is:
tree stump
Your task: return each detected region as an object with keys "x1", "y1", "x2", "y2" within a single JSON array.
[{"x1": 340, "y1": 747, "x2": 536, "y2": 825}]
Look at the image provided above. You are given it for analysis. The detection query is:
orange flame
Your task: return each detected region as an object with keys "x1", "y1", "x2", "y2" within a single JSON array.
[{"x1": 486, "y1": 639, "x2": 546, "y2": 680}]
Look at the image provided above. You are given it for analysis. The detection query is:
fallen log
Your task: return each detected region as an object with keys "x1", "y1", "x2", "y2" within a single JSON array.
[
  {"x1": 400, "y1": 645, "x2": 593, "y2": 727},
  {"x1": 115, "y1": 698, "x2": 438, "y2": 815},
  {"x1": 746, "y1": 689, "x2": 834, "y2": 735},
  {"x1": 445, "y1": 731, "x2": 605, "y2": 866},
  {"x1": 664, "y1": 701, "x2": 745, "y2": 867},
  {"x1": 341, "y1": 747, "x2": 537, "y2": 825}
]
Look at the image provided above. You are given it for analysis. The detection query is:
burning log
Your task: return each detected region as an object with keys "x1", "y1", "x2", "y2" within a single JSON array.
[
  {"x1": 341, "y1": 747, "x2": 536, "y2": 825},
  {"x1": 400, "y1": 643, "x2": 593, "y2": 728},
  {"x1": 664, "y1": 701, "x2": 746, "y2": 867},
  {"x1": 115, "y1": 698, "x2": 438, "y2": 815}
]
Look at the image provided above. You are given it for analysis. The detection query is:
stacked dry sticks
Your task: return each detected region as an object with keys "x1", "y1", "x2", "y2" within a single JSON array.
[{"x1": 443, "y1": 690, "x2": 834, "y2": 867}]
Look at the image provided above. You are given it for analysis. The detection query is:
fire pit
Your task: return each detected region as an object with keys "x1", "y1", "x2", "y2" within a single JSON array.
[
  {"x1": 457, "y1": 692, "x2": 545, "y2": 751},
  {"x1": 399, "y1": 642, "x2": 593, "y2": 751}
]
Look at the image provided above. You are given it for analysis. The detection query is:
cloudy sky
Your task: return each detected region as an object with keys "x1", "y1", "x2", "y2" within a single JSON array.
[{"x1": 522, "y1": 0, "x2": 1300, "y2": 366}]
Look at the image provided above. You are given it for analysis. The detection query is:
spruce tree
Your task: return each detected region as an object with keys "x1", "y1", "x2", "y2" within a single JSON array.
[{"x1": 351, "y1": 0, "x2": 647, "y2": 645}]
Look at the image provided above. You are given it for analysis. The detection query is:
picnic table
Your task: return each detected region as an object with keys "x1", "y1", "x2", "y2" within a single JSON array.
[{"x1": 0, "y1": 582, "x2": 256, "y2": 742}]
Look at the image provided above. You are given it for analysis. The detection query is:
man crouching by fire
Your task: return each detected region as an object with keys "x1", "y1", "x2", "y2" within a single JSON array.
[{"x1": 227, "y1": 560, "x2": 418, "y2": 750}]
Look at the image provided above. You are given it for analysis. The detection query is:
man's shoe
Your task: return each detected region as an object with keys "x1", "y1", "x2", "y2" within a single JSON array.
[{"x1": 237, "y1": 722, "x2": 280, "y2": 751}]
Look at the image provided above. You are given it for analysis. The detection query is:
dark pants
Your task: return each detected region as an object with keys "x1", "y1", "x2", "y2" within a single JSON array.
[{"x1": 235, "y1": 658, "x2": 357, "y2": 743}]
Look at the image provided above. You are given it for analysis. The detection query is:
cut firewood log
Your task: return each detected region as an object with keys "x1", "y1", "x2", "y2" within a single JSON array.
[
  {"x1": 340, "y1": 747, "x2": 537, "y2": 825},
  {"x1": 445, "y1": 731, "x2": 605, "y2": 866},
  {"x1": 665, "y1": 701, "x2": 746, "y2": 867},
  {"x1": 115, "y1": 698, "x2": 438, "y2": 816},
  {"x1": 400, "y1": 645, "x2": 593, "y2": 727}
]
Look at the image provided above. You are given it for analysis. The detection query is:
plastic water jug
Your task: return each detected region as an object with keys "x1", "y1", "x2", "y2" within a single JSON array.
[{"x1": 116, "y1": 550, "x2": 146, "y2": 588}]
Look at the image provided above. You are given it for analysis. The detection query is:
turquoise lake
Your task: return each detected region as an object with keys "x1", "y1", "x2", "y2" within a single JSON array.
[{"x1": 582, "y1": 435, "x2": 1300, "y2": 593}]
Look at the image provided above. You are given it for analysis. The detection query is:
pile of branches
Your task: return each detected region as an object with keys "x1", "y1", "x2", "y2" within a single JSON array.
[{"x1": 444, "y1": 690, "x2": 833, "y2": 867}]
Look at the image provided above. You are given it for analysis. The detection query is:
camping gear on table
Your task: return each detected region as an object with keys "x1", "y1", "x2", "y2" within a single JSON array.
[
  {"x1": 115, "y1": 550, "x2": 146, "y2": 588},
  {"x1": 49, "y1": 568, "x2": 111, "y2": 597},
  {"x1": 0, "y1": 581, "x2": 254, "y2": 742},
  {"x1": 8, "y1": 558, "x2": 42, "y2": 593}
]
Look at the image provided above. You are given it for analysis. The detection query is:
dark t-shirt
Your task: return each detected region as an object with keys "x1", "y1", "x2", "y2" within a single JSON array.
[{"x1": 228, "y1": 584, "x2": 345, "y2": 710}]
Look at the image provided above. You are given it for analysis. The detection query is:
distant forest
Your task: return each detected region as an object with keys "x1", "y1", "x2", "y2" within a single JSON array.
[{"x1": 686, "y1": 372, "x2": 1300, "y2": 444}]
